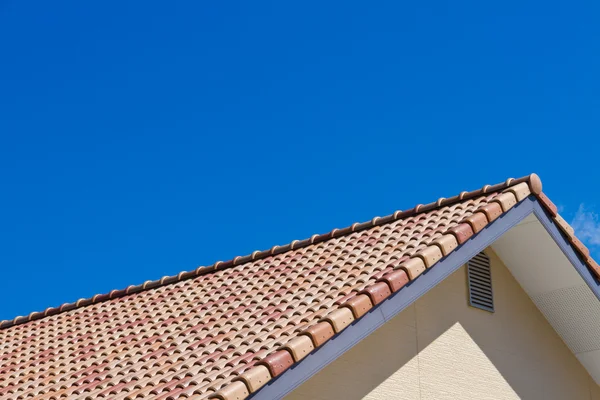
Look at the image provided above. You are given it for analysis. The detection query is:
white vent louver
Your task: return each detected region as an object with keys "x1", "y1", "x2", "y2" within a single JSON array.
[{"x1": 467, "y1": 252, "x2": 494, "y2": 312}]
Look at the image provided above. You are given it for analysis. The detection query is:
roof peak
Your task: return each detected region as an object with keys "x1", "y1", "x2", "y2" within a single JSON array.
[{"x1": 0, "y1": 173, "x2": 542, "y2": 330}]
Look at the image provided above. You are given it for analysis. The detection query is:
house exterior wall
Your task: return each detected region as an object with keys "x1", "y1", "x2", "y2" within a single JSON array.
[{"x1": 285, "y1": 248, "x2": 600, "y2": 400}]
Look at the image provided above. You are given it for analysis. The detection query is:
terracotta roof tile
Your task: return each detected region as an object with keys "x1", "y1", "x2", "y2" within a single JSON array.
[
  {"x1": 377, "y1": 269, "x2": 410, "y2": 293},
  {"x1": 2, "y1": 173, "x2": 597, "y2": 399}
]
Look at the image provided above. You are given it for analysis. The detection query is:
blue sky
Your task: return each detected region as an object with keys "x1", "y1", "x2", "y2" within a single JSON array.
[{"x1": 1, "y1": 1, "x2": 599, "y2": 321}]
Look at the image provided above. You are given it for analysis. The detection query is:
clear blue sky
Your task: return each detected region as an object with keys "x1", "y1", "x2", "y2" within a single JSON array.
[{"x1": 1, "y1": 1, "x2": 599, "y2": 321}]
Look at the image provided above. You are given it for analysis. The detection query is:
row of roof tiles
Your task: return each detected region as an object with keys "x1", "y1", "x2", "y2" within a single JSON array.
[{"x1": 0, "y1": 175, "x2": 535, "y2": 330}]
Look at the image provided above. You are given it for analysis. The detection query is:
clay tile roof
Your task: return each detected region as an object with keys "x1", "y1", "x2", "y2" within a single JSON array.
[{"x1": 1, "y1": 173, "x2": 596, "y2": 400}]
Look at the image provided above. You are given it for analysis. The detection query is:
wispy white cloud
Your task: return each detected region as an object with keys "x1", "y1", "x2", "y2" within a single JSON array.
[{"x1": 571, "y1": 204, "x2": 600, "y2": 248}]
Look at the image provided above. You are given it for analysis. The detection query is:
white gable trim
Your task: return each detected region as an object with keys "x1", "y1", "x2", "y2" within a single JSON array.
[{"x1": 493, "y1": 201, "x2": 600, "y2": 384}]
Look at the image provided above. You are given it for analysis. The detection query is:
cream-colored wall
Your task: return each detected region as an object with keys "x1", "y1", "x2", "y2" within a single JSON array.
[{"x1": 286, "y1": 248, "x2": 600, "y2": 400}]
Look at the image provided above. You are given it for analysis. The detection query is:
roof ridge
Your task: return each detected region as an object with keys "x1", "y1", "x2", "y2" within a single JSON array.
[{"x1": 0, "y1": 173, "x2": 542, "y2": 330}]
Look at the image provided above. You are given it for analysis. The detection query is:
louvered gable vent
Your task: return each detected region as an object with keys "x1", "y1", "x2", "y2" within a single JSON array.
[{"x1": 467, "y1": 252, "x2": 494, "y2": 312}]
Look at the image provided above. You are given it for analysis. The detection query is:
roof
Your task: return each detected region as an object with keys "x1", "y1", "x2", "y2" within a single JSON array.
[{"x1": 1, "y1": 173, "x2": 598, "y2": 400}]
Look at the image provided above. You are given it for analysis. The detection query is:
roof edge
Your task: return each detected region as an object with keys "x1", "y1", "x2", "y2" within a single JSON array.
[
  {"x1": 217, "y1": 196, "x2": 538, "y2": 400},
  {"x1": 243, "y1": 196, "x2": 600, "y2": 400},
  {"x1": 0, "y1": 173, "x2": 541, "y2": 330},
  {"x1": 210, "y1": 180, "x2": 600, "y2": 400}
]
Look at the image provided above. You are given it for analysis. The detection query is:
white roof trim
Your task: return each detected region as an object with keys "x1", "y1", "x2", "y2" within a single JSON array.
[{"x1": 493, "y1": 210, "x2": 600, "y2": 384}]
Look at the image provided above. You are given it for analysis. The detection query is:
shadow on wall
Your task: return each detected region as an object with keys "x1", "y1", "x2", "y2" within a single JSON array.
[{"x1": 284, "y1": 249, "x2": 600, "y2": 400}]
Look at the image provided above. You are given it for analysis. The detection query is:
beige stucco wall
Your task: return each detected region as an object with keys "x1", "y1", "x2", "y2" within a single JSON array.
[{"x1": 286, "y1": 248, "x2": 600, "y2": 400}]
